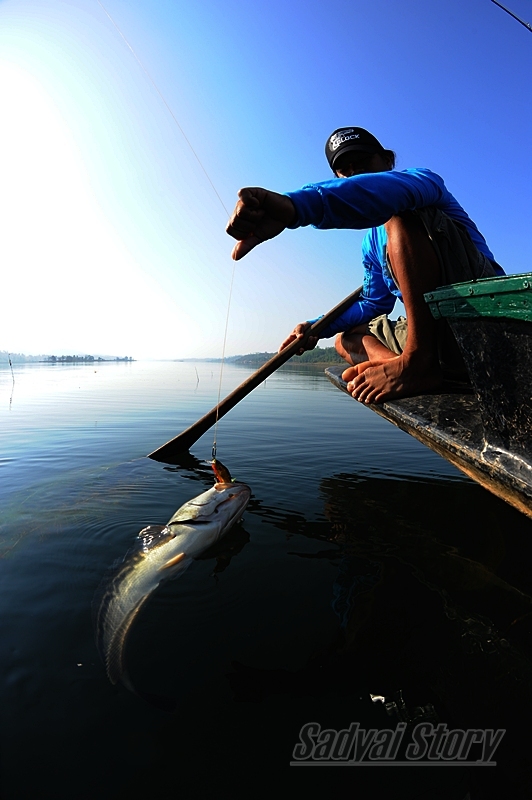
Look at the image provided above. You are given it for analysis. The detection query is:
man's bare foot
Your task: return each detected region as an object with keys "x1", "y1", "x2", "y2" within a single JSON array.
[
  {"x1": 344, "y1": 355, "x2": 442, "y2": 404},
  {"x1": 342, "y1": 355, "x2": 396, "y2": 384}
]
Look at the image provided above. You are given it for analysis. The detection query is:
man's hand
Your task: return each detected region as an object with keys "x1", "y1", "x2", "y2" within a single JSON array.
[
  {"x1": 278, "y1": 322, "x2": 318, "y2": 355},
  {"x1": 226, "y1": 187, "x2": 297, "y2": 260}
]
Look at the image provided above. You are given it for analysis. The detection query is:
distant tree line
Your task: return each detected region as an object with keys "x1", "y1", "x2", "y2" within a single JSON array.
[
  {"x1": 1, "y1": 351, "x2": 45, "y2": 363},
  {"x1": 295, "y1": 347, "x2": 344, "y2": 364},
  {"x1": 45, "y1": 355, "x2": 134, "y2": 363},
  {"x1": 232, "y1": 346, "x2": 344, "y2": 366},
  {"x1": 46, "y1": 355, "x2": 102, "y2": 363},
  {"x1": 1, "y1": 351, "x2": 134, "y2": 364}
]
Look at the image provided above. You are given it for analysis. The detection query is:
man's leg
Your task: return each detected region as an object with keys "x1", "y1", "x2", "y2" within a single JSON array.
[
  {"x1": 347, "y1": 212, "x2": 443, "y2": 403},
  {"x1": 335, "y1": 325, "x2": 398, "y2": 366}
]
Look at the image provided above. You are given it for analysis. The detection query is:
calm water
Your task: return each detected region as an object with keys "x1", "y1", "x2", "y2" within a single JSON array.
[{"x1": 1, "y1": 360, "x2": 532, "y2": 799}]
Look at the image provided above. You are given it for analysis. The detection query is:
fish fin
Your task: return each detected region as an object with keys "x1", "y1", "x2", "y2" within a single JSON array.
[{"x1": 158, "y1": 552, "x2": 187, "y2": 571}]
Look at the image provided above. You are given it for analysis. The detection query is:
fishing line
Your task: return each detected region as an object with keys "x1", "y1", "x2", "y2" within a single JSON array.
[
  {"x1": 96, "y1": 0, "x2": 232, "y2": 216},
  {"x1": 96, "y1": 0, "x2": 238, "y2": 461},
  {"x1": 211, "y1": 265, "x2": 235, "y2": 462},
  {"x1": 491, "y1": 0, "x2": 532, "y2": 32}
]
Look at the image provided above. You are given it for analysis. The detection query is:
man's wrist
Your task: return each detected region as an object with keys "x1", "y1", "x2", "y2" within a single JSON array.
[{"x1": 283, "y1": 193, "x2": 300, "y2": 228}]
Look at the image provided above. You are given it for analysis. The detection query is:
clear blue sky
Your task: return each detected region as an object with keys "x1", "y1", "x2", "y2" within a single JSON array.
[{"x1": 1, "y1": 0, "x2": 531, "y2": 358}]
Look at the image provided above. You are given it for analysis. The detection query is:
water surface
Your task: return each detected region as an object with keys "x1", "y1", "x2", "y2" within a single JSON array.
[{"x1": 1, "y1": 361, "x2": 531, "y2": 799}]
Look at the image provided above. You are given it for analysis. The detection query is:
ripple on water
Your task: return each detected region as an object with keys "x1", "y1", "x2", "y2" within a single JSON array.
[{"x1": 3, "y1": 362, "x2": 532, "y2": 800}]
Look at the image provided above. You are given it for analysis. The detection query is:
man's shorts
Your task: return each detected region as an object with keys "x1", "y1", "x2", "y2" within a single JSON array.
[
  {"x1": 366, "y1": 207, "x2": 501, "y2": 375},
  {"x1": 367, "y1": 314, "x2": 408, "y2": 355}
]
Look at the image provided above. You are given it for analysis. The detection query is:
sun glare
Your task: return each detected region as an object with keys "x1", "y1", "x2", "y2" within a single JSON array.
[{"x1": 0, "y1": 61, "x2": 198, "y2": 359}]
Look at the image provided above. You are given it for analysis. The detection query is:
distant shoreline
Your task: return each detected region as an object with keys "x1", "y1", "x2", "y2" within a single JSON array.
[
  {"x1": 175, "y1": 346, "x2": 344, "y2": 367},
  {"x1": 41, "y1": 356, "x2": 135, "y2": 364},
  {"x1": 1, "y1": 351, "x2": 134, "y2": 364},
  {"x1": 2, "y1": 346, "x2": 343, "y2": 366}
]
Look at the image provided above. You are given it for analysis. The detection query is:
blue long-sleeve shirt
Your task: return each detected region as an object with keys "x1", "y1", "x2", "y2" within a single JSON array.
[{"x1": 285, "y1": 168, "x2": 503, "y2": 339}]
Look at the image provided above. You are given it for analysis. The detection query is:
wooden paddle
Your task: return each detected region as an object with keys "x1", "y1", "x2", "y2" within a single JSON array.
[{"x1": 147, "y1": 285, "x2": 362, "y2": 463}]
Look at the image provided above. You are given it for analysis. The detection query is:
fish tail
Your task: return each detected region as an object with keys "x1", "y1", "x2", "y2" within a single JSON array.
[
  {"x1": 109, "y1": 623, "x2": 178, "y2": 711},
  {"x1": 105, "y1": 605, "x2": 144, "y2": 685}
]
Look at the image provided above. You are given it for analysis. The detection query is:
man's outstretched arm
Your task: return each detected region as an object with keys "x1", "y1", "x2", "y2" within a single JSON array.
[{"x1": 225, "y1": 187, "x2": 297, "y2": 260}]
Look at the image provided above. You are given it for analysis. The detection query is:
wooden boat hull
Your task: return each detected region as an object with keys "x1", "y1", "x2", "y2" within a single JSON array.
[{"x1": 325, "y1": 366, "x2": 532, "y2": 519}]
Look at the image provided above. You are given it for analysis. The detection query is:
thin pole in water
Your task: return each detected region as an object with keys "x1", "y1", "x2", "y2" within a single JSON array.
[
  {"x1": 8, "y1": 353, "x2": 15, "y2": 410},
  {"x1": 491, "y1": 0, "x2": 532, "y2": 33}
]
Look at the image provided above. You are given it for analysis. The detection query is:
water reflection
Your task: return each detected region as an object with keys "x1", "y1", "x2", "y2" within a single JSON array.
[
  {"x1": 223, "y1": 472, "x2": 532, "y2": 798},
  {"x1": 3, "y1": 361, "x2": 532, "y2": 800}
]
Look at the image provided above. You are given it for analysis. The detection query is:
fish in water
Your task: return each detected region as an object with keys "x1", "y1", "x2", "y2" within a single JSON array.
[{"x1": 95, "y1": 463, "x2": 250, "y2": 693}]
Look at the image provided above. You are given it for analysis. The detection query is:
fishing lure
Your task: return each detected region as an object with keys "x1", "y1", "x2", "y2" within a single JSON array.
[{"x1": 211, "y1": 458, "x2": 233, "y2": 484}]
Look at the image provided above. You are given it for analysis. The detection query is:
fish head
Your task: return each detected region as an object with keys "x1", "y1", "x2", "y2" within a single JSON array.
[{"x1": 168, "y1": 481, "x2": 251, "y2": 532}]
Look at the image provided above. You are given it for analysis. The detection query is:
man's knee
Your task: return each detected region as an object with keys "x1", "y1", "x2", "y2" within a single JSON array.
[
  {"x1": 336, "y1": 328, "x2": 368, "y2": 359},
  {"x1": 335, "y1": 333, "x2": 345, "y2": 355},
  {"x1": 385, "y1": 212, "x2": 441, "y2": 287},
  {"x1": 385, "y1": 211, "x2": 427, "y2": 245}
]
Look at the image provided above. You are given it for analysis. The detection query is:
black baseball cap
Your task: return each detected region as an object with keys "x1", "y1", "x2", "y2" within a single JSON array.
[{"x1": 325, "y1": 127, "x2": 386, "y2": 171}]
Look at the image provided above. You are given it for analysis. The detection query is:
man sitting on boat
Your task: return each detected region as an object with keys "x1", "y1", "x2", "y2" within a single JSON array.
[{"x1": 225, "y1": 126, "x2": 504, "y2": 404}]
